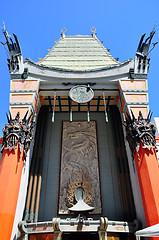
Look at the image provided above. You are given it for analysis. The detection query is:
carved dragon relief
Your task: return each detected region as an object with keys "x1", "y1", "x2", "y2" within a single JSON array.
[
  {"x1": 58, "y1": 121, "x2": 102, "y2": 214},
  {"x1": 126, "y1": 110, "x2": 156, "y2": 153},
  {"x1": 1, "y1": 111, "x2": 35, "y2": 158}
]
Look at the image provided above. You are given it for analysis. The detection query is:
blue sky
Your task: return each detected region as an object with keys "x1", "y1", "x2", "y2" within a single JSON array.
[{"x1": 0, "y1": 0, "x2": 159, "y2": 136}]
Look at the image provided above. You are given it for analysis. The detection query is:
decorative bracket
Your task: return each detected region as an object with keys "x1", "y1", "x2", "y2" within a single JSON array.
[
  {"x1": 17, "y1": 221, "x2": 27, "y2": 240},
  {"x1": 129, "y1": 68, "x2": 147, "y2": 80},
  {"x1": 52, "y1": 218, "x2": 62, "y2": 240},
  {"x1": 99, "y1": 217, "x2": 108, "y2": 240}
]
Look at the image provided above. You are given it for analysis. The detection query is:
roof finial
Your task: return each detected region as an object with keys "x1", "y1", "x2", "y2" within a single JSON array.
[
  {"x1": 90, "y1": 26, "x2": 96, "y2": 38},
  {"x1": 2, "y1": 21, "x2": 11, "y2": 39},
  {"x1": 61, "y1": 27, "x2": 67, "y2": 38},
  {"x1": 2, "y1": 21, "x2": 5, "y2": 31}
]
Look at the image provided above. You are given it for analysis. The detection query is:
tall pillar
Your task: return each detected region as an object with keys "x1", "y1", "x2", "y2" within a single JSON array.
[
  {"x1": 0, "y1": 112, "x2": 34, "y2": 240},
  {"x1": 126, "y1": 111, "x2": 159, "y2": 229},
  {"x1": 134, "y1": 144, "x2": 159, "y2": 226},
  {"x1": 0, "y1": 144, "x2": 24, "y2": 239}
]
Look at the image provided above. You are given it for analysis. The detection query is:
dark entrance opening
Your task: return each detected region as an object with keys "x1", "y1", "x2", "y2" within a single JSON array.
[
  {"x1": 62, "y1": 232, "x2": 99, "y2": 240},
  {"x1": 62, "y1": 232, "x2": 136, "y2": 240}
]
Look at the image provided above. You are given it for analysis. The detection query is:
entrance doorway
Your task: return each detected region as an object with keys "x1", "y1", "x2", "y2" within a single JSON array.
[
  {"x1": 62, "y1": 232, "x2": 99, "y2": 240},
  {"x1": 62, "y1": 232, "x2": 136, "y2": 240}
]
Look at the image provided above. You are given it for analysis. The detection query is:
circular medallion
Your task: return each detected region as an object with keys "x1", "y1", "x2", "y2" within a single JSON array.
[{"x1": 69, "y1": 85, "x2": 94, "y2": 103}]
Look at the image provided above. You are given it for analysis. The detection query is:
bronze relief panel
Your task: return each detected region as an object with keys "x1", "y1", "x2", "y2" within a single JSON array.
[{"x1": 58, "y1": 121, "x2": 102, "y2": 214}]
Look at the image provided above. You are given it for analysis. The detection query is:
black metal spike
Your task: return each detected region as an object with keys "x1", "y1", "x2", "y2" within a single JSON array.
[
  {"x1": 23, "y1": 110, "x2": 29, "y2": 123},
  {"x1": 13, "y1": 33, "x2": 21, "y2": 53},
  {"x1": 137, "y1": 33, "x2": 146, "y2": 52},
  {"x1": 131, "y1": 110, "x2": 136, "y2": 122},
  {"x1": 145, "y1": 36, "x2": 151, "y2": 44},
  {"x1": 149, "y1": 112, "x2": 153, "y2": 122},
  {"x1": 6, "y1": 113, "x2": 10, "y2": 123},
  {"x1": 138, "y1": 111, "x2": 144, "y2": 120},
  {"x1": 26, "y1": 112, "x2": 33, "y2": 124},
  {"x1": 10, "y1": 38, "x2": 15, "y2": 48},
  {"x1": 9, "y1": 110, "x2": 12, "y2": 122},
  {"x1": 147, "y1": 110, "x2": 151, "y2": 122}
]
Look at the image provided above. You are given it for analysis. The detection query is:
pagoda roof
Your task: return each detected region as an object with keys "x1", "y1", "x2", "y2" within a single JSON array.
[{"x1": 38, "y1": 34, "x2": 119, "y2": 71}]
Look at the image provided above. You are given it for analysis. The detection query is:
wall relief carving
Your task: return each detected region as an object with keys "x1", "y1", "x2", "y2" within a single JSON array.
[{"x1": 58, "y1": 121, "x2": 102, "y2": 214}]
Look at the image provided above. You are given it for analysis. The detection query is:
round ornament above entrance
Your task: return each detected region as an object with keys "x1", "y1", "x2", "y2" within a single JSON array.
[{"x1": 69, "y1": 85, "x2": 94, "y2": 103}]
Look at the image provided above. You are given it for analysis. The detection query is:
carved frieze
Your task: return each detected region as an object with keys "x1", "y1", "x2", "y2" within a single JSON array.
[
  {"x1": 58, "y1": 121, "x2": 102, "y2": 215},
  {"x1": 1, "y1": 111, "x2": 35, "y2": 158},
  {"x1": 126, "y1": 111, "x2": 156, "y2": 152}
]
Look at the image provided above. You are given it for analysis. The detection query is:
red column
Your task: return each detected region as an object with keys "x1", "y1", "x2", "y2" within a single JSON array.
[
  {"x1": 0, "y1": 143, "x2": 24, "y2": 240},
  {"x1": 134, "y1": 142, "x2": 159, "y2": 227}
]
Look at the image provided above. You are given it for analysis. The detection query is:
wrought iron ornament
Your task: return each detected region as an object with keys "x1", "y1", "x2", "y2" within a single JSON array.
[
  {"x1": 1, "y1": 111, "x2": 35, "y2": 158},
  {"x1": 126, "y1": 110, "x2": 156, "y2": 152}
]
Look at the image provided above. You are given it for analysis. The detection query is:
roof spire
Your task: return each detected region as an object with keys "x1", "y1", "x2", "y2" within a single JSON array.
[
  {"x1": 90, "y1": 26, "x2": 97, "y2": 38},
  {"x1": 61, "y1": 27, "x2": 67, "y2": 38}
]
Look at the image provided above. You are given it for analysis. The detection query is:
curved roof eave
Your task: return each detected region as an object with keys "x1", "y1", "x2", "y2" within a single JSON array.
[{"x1": 25, "y1": 57, "x2": 133, "y2": 73}]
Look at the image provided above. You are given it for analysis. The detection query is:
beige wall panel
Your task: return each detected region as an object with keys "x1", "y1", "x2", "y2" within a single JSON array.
[
  {"x1": 121, "y1": 80, "x2": 146, "y2": 90},
  {"x1": 11, "y1": 80, "x2": 37, "y2": 90},
  {"x1": 126, "y1": 94, "x2": 147, "y2": 102},
  {"x1": 11, "y1": 94, "x2": 33, "y2": 102}
]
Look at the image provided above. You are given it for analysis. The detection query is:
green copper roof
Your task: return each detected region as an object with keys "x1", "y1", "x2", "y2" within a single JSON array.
[{"x1": 38, "y1": 35, "x2": 119, "y2": 71}]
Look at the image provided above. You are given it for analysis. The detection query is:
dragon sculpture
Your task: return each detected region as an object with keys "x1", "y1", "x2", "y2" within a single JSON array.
[
  {"x1": 1, "y1": 111, "x2": 35, "y2": 158},
  {"x1": 126, "y1": 110, "x2": 156, "y2": 153}
]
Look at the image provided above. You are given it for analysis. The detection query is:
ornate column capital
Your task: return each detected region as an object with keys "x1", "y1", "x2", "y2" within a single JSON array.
[
  {"x1": 126, "y1": 110, "x2": 156, "y2": 153},
  {"x1": 1, "y1": 111, "x2": 35, "y2": 158}
]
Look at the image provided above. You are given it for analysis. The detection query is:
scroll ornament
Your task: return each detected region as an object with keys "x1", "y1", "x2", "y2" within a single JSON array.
[
  {"x1": 126, "y1": 111, "x2": 156, "y2": 152},
  {"x1": 1, "y1": 111, "x2": 35, "y2": 158}
]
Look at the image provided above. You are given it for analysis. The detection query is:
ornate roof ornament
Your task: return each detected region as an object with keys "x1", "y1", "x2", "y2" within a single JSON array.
[
  {"x1": 90, "y1": 26, "x2": 96, "y2": 38},
  {"x1": 136, "y1": 27, "x2": 156, "y2": 58},
  {"x1": 2, "y1": 24, "x2": 22, "y2": 71},
  {"x1": 1, "y1": 24, "x2": 29, "y2": 79},
  {"x1": 126, "y1": 111, "x2": 156, "y2": 152},
  {"x1": 61, "y1": 27, "x2": 67, "y2": 38},
  {"x1": 135, "y1": 28, "x2": 158, "y2": 75},
  {"x1": 1, "y1": 111, "x2": 35, "y2": 159}
]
